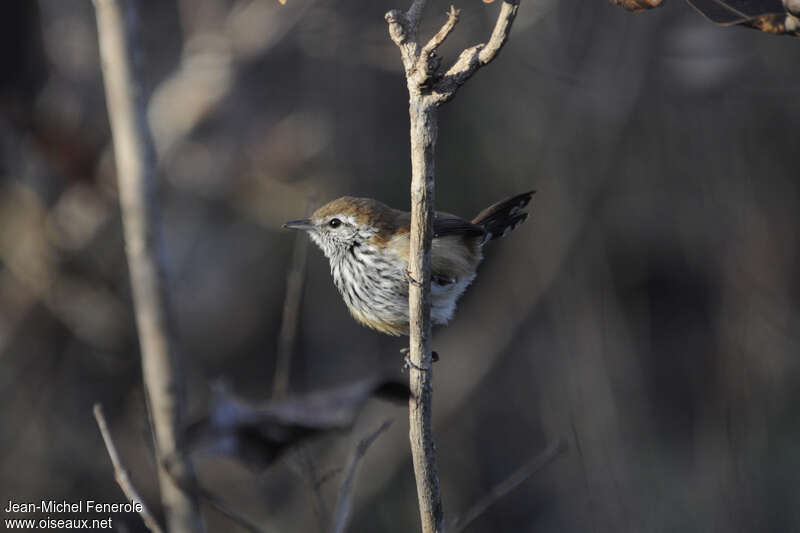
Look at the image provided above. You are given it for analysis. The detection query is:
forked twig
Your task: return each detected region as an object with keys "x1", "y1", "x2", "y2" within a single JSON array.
[
  {"x1": 433, "y1": 1, "x2": 520, "y2": 103},
  {"x1": 331, "y1": 420, "x2": 394, "y2": 533},
  {"x1": 93, "y1": 404, "x2": 165, "y2": 533},
  {"x1": 412, "y1": 6, "x2": 461, "y2": 86}
]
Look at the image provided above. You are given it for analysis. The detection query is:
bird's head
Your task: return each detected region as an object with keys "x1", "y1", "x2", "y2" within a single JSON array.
[{"x1": 283, "y1": 197, "x2": 394, "y2": 259}]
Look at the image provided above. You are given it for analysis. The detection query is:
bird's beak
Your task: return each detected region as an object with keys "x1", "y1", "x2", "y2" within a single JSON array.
[{"x1": 282, "y1": 218, "x2": 315, "y2": 231}]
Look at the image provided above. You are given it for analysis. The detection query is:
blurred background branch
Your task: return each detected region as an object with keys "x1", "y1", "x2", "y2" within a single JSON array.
[
  {"x1": 93, "y1": 403, "x2": 165, "y2": 533},
  {"x1": 272, "y1": 194, "x2": 315, "y2": 400},
  {"x1": 606, "y1": 0, "x2": 800, "y2": 36},
  {"x1": 451, "y1": 440, "x2": 566, "y2": 532},
  {"x1": 92, "y1": 0, "x2": 201, "y2": 531},
  {"x1": 331, "y1": 419, "x2": 393, "y2": 533}
]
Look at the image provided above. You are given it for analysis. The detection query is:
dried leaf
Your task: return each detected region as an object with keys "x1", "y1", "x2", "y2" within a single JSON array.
[
  {"x1": 746, "y1": 11, "x2": 798, "y2": 32},
  {"x1": 180, "y1": 377, "x2": 409, "y2": 471},
  {"x1": 687, "y1": 0, "x2": 800, "y2": 35},
  {"x1": 609, "y1": 0, "x2": 664, "y2": 12}
]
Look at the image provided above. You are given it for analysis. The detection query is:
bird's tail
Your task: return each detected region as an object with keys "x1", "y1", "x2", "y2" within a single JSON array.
[{"x1": 472, "y1": 191, "x2": 535, "y2": 243}]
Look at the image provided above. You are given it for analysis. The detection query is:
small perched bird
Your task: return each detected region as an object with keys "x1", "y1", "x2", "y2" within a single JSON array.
[{"x1": 284, "y1": 191, "x2": 534, "y2": 336}]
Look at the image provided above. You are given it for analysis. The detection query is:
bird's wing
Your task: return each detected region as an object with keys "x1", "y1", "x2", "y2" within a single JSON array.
[
  {"x1": 390, "y1": 211, "x2": 483, "y2": 286},
  {"x1": 393, "y1": 211, "x2": 485, "y2": 239},
  {"x1": 433, "y1": 212, "x2": 486, "y2": 239},
  {"x1": 431, "y1": 213, "x2": 484, "y2": 284}
]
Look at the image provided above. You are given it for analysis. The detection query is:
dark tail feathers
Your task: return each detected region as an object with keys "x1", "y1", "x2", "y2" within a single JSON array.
[{"x1": 472, "y1": 191, "x2": 535, "y2": 243}]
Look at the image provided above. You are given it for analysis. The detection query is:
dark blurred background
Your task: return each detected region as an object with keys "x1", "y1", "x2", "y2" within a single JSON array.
[{"x1": 1, "y1": 0, "x2": 799, "y2": 531}]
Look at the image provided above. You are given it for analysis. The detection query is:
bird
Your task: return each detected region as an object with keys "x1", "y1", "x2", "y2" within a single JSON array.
[{"x1": 283, "y1": 191, "x2": 534, "y2": 336}]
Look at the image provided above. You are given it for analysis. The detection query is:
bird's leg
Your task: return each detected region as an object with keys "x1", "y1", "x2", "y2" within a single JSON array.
[
  {"x1": 402, "y1": 353, "x2": 430, "y2": 373},
  {"x1": 405, "y1": 269, "x2": 422, "y2": 287},
  {"x1": 400, "y1": 348, "x2": 439, "y2": 372}
]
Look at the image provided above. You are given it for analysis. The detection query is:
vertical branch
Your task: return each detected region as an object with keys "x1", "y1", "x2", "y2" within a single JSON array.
[
  {"x1": 387, "y1": 2, "x2": 442, "y2": 532},
  {"x1": 386, "y1": 3, "x2": 519, "y2": 532},
  {"x1": 406, "y1": 98, "x2": 443, "y2": 533},
  {"x1": 92, "y1": 1, "x2": 202, "y2": 532}
]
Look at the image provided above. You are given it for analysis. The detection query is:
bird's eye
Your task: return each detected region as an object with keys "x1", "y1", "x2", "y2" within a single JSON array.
[{"x1": 328, "y1": 218, "x2": 342, "y2": 228}]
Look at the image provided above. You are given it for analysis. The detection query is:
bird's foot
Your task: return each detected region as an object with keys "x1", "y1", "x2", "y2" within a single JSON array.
[
  {"x1": 400, "y1": 348, "x2": 439, "y2": 372},
  {"x1": 405, "y1": 270, "x2": 422, "y2": 286},
  {"x1": 402, "y1": 354, "x2": 430, "y2": 372}
]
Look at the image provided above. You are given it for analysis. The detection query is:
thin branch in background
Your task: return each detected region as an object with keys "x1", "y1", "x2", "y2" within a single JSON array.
[
  {"x1": 197, "y1": 487, "x2": 277, "y2": 533},
  {"x1": 272, "y1": 193, "x2": 324, "y2": 529},
  {"x1": 91, "y1": 1, "x2": 201, "y2": 531},
  {"x1": 160, "y1": 450, "x2": 278, "y2": 533},
  {"x1": 385, "y1": 2, "x2": 520, "y2": 532},
  {"x1": 287, "y1": 453, "x2": 343, "y2": 532},
  {"x1": 296, "y1": 448, "x2": 331, "y2": 532},
  {"x1": 152, "y1": 0, "x2": 319, "y2": 157},
  {"x1": 273, "y1": 194, "x2": 316, "y2": 400},
  {"x1": 331, "y1": 420, "x2": 394, "y2": 533},
  {"x1": 92, "y1": 404, "x2": 165, "y2": 533},
  {"x1": 313, "y1": 465, "x2": 344, "y2": 490},
  {"x1": 451, "y1": 440, "x2": 567, "y2": 533}
]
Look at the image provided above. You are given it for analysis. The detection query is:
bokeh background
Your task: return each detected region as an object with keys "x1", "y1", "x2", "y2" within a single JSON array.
[{"x1": 2, "y1": 0, "x2": 800, "y2": 531}]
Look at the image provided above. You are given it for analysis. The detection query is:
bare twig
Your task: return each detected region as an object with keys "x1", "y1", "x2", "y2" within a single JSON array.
[
  {"x1": 92, "y1": 404, "x2": 165, "y2": 533},
  {"x1": 287, "y1": 456, "x2": 342, "y2": 532},
  {"x1": 451, "y1": 440, "x2": 567, "y2": 532},
  {"x1": 314, "y1": 466, "x2": 344, "y2": 490},
  {"x1": 297, "y1": 448, "x2": 331, "y2": 532},
  {"x1": 92, "y1": 1, "x2": 201, "y2": 531},
  {"x1": 478, "y1": 1, "x2": 519, "y2": 64},
  {"x1": 413, "y1": 6, "x2": 461, "y2": 86},
  {"x1": 273, "y1": 194, "x2": 315, "y2": 400},
  {"x1": 160, "y1": 453, "x2": 277, "y2": 533},
  {"x1": 433, "y1": 1, "x2": 520, "y2": 104},
  {"x1": 421, "y1": 6, "x2": 460, "y2": 57},
  {"x1": 331, "y1": 420, "x2": 394, "y2": 533},
  {"x1": 385, "y1": 11, "x2": 422, "y2": 73},
  {"x1": 385, "y1": 2, "x2": 520, "y2": 532},
  {"x1": 197, "y1": 487, "x2": 276, "y2": 533}
]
